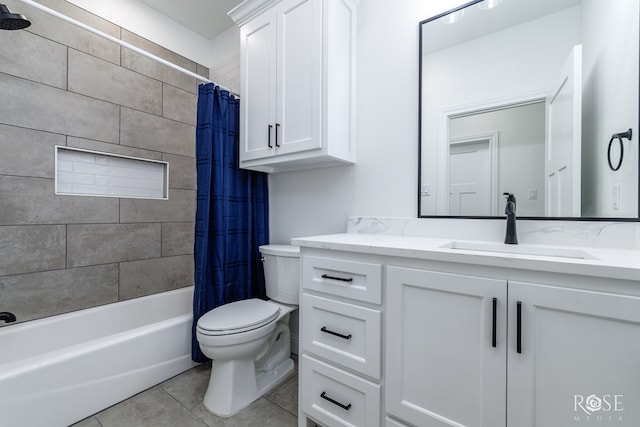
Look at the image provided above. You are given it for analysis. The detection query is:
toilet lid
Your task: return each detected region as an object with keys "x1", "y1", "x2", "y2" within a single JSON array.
[{"x1": 197, "y1": 299, "x2": 279, "y2": 334}]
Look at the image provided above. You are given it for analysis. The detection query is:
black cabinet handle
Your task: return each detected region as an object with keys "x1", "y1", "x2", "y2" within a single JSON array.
[
  {"x1": 492, "y1": 298, "x2": 497, "y2": 348},
  {"x1": 321, "y1": 326, "x2": 352, "y2": 340},
  {"x1": 516, "y1": 301, "x2": 522, "y2": 354},
  {"x1": 320, "y1": 392, "x2": 351, "y2": 411},
  {"x1": 321, "y1": 274, "x2": 353, "y2": 283},
  {"x1": 275, "y1": 123, "x2": 280, "y2": 147},
  {"x1": 268, "y1": 124, "x2": 273, "y2": 148}
]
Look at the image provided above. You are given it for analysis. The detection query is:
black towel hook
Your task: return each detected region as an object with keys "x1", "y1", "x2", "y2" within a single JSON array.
[{"x1": 608, "y1": 128, "x2": 632, "y2": 171}]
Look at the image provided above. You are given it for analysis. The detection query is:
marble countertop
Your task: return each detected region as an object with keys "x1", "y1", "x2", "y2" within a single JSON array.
[{"x1": 291, "y1": 233, "x2": 640, "y2": 282}]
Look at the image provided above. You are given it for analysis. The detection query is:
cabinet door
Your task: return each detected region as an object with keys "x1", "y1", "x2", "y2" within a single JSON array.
[
  {"x1": 508, "y1": 281, "x2": 640, "y2": 426},
  {"x1": 386, "y1": 267, "x2": 507, "y2": 427},
  {"x1": 240, "y1": 8, "x2": 277, "y2": 162},
  {"x1": 275, "y1": 0, "x2": 322, "y2": 155}
]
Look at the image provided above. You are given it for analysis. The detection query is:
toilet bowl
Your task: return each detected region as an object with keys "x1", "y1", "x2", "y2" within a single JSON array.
[{"x1": 196, "y1": 244, "x2": 299, "y2": 417}]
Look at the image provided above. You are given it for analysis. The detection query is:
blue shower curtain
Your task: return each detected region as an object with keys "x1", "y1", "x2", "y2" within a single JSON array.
[{"x1": 192, "y1": 83, "x2": 269, "y2": 363}]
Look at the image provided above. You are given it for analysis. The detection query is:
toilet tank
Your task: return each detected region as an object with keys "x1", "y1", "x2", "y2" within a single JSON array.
[{"x1": 259, "y1": 245, "x2": 300, "y2": 305}]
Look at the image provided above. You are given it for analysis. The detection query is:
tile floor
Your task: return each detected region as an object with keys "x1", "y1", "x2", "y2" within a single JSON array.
[{"x1": 72, "y1": 357, "x2": 298, "y2": 427}]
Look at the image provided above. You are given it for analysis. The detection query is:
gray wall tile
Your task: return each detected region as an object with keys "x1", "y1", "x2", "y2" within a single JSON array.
[
  {"x1": 120, "y1": 30, "x2": 197, "y2": 93},
  {"x1": 0, "y1": 2, "x2": 208, "y2": 323},
  {"x1": 0, "y1": 124, "x2": 64, "y2": 178},
  {"x1": 5, "y1": 0, "x2": 121, "y2": 65},
  {"x1": 163, "y1": 84, "x2": 197, "y2": 125},
  {"x1": 69, "y1": 49, "x2": 163, "y2": 116},
  {"x1": 196, "y1": 64, "x2": 210, "y2": 80},
  {"x1": 0, "y1": 225, "x2": 65, "y2": 276},
  {"x1": 0, "y1": 264, "x2": 119, "y2": 323},
  {"x1": 68, "y1": 223, "x2": 161, "y2": 268},
  {"x1": 0, "y1": 74, "x2": 120, "y2": 144},
  {"x1": 120, "y1": 107, "x2": 195, "y2": 157},
  {"x1": 0, "y1": 28, "x2": 67, "y2": 89},
  {"x1": 0, "y1": 176, "x2": 119, "y2": 225},
  {"x1": 162, "y1": 222, "x2": 194, "y2": 256},
  {"x1": 120, "y1": 189, "x2": 195, "y2": 223},
  {"x1": 121, "y1": 48, "x2": 196, "y2": 94},
  {"x1": 66, "y1": 137, "x2": 163, "y2": 161},
  {"x1": 164, "y1": 154, "x2": 196, "y2": 190},
  {"x1": 119, "y1": 255, "x2": 194, "y2": 300}
]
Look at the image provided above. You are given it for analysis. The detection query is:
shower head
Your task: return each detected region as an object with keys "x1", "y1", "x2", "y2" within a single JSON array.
[{"x1": 0, "y1": 3, "x2": 31, "y2": 30}]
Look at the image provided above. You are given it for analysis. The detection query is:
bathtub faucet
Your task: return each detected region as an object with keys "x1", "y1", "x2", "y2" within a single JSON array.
[{"x1": 0, "y1": 312, "x2": 17, "y2": 324}]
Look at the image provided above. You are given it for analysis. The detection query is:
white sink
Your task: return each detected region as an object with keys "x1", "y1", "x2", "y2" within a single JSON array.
[{"x1": 439, "y1": 241, "x2": 598, "y2": 260}]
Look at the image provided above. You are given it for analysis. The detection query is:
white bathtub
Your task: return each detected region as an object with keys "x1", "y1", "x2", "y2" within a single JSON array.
[{"x1": 0, "y1": 286, "x2": 198, "y2": 427}]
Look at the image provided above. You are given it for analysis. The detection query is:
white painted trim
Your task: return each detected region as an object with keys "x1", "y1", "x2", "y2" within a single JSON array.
[{"x1": 228, "y1": 0, "x2": 281, "y2": 26}]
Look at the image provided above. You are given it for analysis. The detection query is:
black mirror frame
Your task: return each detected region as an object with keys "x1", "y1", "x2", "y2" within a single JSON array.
[{"x1": 417, "y1": 0, "x2": 640, "y2": 222}]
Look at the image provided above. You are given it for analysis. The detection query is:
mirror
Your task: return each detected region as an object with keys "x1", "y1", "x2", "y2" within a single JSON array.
[{"x1": 419, "y1": 0, "x2": 640, "y2": 219}]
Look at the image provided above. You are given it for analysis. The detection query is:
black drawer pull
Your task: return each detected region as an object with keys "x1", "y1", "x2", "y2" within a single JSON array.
[
  {"x1": 321, "y1": 326, "x2": 352, "y2": 340},
  {"x1": 268, "y1": 124, "x2": 273, "y2": 148},
  {"x1": 321, "y1": 274, "x2": 353, "y2": 283},
  {"x1": 275, "y1": 123, "x2": 281, "y2": 147},
  {"x1": 492, "y1": 297, "x2": 497, "y2": 348},
  {"x1": 516, "y1": 301, "x2": 522, "y2": 354},
  {"x1": 320, "y1": 391, "x2": 352, "y2": 411}
]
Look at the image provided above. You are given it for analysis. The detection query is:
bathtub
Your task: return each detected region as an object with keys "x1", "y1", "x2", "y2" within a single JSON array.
[{"x1": 0, "y1": 286, "x2": 198, "y2": 427}]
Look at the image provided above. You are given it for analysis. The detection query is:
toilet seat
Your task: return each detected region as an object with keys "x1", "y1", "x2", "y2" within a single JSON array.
[{"x1": 197, "y1": 299, "x2": 280, "y2": 336}]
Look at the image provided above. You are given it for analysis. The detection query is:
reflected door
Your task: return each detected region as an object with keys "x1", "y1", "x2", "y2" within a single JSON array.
[
  {"x1": 546, "y1": 45, "x2": 582, "y2": 216},
  {"x1": 449, "y1": 140, "x2": 492, "y2": 216}
]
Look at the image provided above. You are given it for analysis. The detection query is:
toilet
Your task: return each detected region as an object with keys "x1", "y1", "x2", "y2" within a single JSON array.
[{"x1": 196, "y1": 244, "x2": 300, "y2": 417}]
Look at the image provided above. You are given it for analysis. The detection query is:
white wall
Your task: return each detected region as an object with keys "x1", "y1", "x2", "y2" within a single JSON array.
[
  {"x1": 581, "y1": 0, "x2": 639, "y2": 217},
  {"x1": 269, "y1": 0, "x2": 464, "y2": 243}
]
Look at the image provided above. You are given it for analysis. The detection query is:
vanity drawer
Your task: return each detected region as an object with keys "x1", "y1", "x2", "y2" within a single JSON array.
[
  {"x1": 302, "y1": 293, "x2": 381, "y2": 379},
  {"x1": 302, "y1": 255, "x2": 382, "y2": 304},
  {"x1": 301, "y1": 354, "x2": 381, "y2": 427}
]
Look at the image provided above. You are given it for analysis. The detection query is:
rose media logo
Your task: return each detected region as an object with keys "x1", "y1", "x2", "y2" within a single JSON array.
[{"x1": 573, "y1": 394, "x2": 624, "y2": 423}]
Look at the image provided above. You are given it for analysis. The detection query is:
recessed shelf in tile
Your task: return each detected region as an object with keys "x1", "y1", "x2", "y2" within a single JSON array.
[{"x1": 55, "y1": 146, "x2": 169, "y2": 200}]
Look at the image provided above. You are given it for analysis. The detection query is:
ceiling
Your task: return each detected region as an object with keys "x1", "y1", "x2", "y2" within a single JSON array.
[{"x1": 137, "y1": 0, "x2": 244, "y2": 39}]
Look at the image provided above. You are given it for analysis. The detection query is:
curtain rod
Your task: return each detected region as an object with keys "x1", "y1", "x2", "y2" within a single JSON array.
[{"x1": 18, "y1": 0, "x2": 240, "y2": 98}]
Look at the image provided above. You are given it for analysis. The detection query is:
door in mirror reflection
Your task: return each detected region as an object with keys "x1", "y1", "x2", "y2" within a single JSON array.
[
  {"x1": 448, "y1": 101, "x2": 546, "y2": 217},
  {"x1": 546, "y1": 45, "x2": 582, "y2": 217}
]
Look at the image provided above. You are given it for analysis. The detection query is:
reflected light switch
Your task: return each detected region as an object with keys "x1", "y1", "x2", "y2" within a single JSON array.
[
  {"x1": 421, "y1": 184, "x2": 431, "y2": 196},
  {"x1": 528, "y1": 188, "x2": 537, "y2": 200}
]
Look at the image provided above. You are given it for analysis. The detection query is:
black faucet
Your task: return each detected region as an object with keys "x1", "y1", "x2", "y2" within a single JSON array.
[
  {"x1": 0, "y1": 312, "x2": 17, "y2": 324},
  {"x1": 503, "y1": 192, "x2": 518, "y2": 245}
]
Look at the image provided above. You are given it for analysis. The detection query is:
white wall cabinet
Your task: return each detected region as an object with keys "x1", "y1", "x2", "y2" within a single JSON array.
[
  {"x1": 298, "y1": 246, "x2": 640, "y2": 426},
  {"x1": 230, "y1": 0, "x2": 357, "y2": 173}
]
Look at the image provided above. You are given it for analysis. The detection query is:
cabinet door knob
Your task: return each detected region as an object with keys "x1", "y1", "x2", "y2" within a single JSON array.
[
  {"x1": 320, "y1": 391, "x2": 352, "y2": 411},
  {"x1": 321, "y1": 326, "x2": 352, "y2": 340},
  {"x1": 516, "y1": 301, "x2": 522, "y2": 354},
  {"x1": 275, "y1": 123, "x2": 281, "y2": 147},
  {"x1": 492, "y1": 298, "x2": 497, "y2": 348},
  {"x1": 268, "y1": 124, "x2": 273, "y2": 148}
]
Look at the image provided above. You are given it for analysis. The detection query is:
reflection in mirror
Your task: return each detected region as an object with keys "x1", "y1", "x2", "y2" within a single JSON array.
[{"x1": 419, "y1": 0, "x2": 640, "y2": 219}]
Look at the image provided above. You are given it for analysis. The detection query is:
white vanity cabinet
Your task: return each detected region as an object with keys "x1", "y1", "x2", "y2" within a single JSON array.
[
  {"x1": 386, "y1": 267, "x2": 640, "y2": 427},
  {"x1": 298, "y1": 252, "x2": 383, "y2": 427},
  {"x1": 229, "y1": 0, "x2": 357, "y2": 173},
  {"x1": 295, "y1": 238, "x2": 640, "y2": 427},
  {"x1": 385, "y1": 267, "x2": 508, "y2": 427}
]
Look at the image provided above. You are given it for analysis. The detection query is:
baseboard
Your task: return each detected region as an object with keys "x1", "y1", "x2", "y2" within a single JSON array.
[{"x1": 290, "y1": 335, "x2": 299, "y2": 355}]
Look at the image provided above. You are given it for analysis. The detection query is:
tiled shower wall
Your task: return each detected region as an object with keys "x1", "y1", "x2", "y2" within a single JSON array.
[{"x1": 0, "y1": 0, "x2": 204, "y2": 323}]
